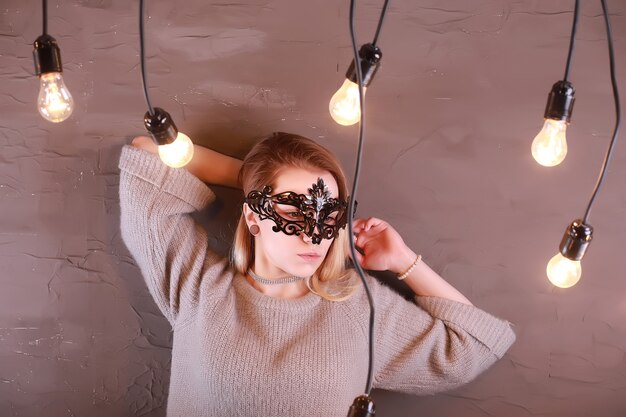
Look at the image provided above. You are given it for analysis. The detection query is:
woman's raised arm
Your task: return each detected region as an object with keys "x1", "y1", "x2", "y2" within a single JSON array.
[
  {"x1": 119, "y1": 143, "x2": 231, "y2": 326},
  {"x1": 350, "y1": 216, "x2": 514, "y2": 392},
  {"x1": 352, "y1": 216, "x2": 472, "y2": 305},
  {"x1": 131, "y1": 136, "x2": 242, "y2": 188}
]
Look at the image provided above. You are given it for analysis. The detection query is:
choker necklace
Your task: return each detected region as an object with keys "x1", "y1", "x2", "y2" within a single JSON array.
[{"x1": 248, "y1": 269, "x2": 307, "y2": 285}]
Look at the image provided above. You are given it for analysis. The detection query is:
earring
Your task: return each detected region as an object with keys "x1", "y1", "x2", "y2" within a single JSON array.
[{"x1": 249, "y1": 224, "x2": 260, "y2": 236}]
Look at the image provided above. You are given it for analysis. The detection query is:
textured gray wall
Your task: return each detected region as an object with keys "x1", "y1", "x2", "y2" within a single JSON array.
[{"x1": 1, "y1": 0, "x2": 626, "y2": 416}]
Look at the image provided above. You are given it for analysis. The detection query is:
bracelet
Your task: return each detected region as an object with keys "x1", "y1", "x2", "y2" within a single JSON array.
[{"x1": 397, "y1": 254, "x2": 422, "y2": 280}]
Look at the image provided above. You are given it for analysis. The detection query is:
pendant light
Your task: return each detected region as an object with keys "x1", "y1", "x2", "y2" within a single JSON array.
[
  {"x1": 531, "y1": 0, "x2": 579, "y2": 167},
  {"x1": 545, "y1": 0, "x2": 621, "y2": 288},
  {"x1": 138, "y1": 0, "x2": 194, "y2": 168},
  {"x1": 329, "y1": 0, "x2": 389, "y2": 126},
  {"x1": 33, "y1": 0, "x2": 74, "y2": 123}
]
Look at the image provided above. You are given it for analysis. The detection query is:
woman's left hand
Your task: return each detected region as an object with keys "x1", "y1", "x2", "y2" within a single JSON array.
[
  {"x1": 351, "y1": 217, "x2": 416, "y2": 274},
  {"x1": 131, "y1": 136, "x2": 158, "y2": 154}
]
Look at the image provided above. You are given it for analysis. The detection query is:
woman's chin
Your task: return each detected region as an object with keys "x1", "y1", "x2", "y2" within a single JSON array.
[{"x1": 286, "y1": 263, "x2": 319, "y2": 278}]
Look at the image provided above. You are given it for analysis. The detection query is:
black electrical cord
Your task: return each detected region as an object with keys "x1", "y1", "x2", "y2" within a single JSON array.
[
  {"x1": 346, "y1": 0, "x2": 376, "y2": 397},
  {"x1": 42, "y1": 0, "x2": 48, "y2": 35},
  {"x1": 371, "y1": 0, "x2": 391, "y2": 47},
  {"x1": 563, "y1": 0, "x2": 580, "y2": 82},
  {"x1": 139, "y1": 0, "x2": 155, "y2": 116},
  {"x1": 582, "y1": 0, "x2": 621, "y2": 224}
]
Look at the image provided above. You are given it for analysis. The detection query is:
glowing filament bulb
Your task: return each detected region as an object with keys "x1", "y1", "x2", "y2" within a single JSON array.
[
  {"x1": 37, "y1": 72, "x2": 74, "y2": 123},
  {"x1": 329, "y1": 79, "x2": 365, "y2": 126},
  {"x1": 158, "y1": 132, "x2": 194, "y2": 168},
  {"x1": 531, "y1": 119, "x2": 568, "y2": 167},
  {"x1": 547, "y1": 252, "x2": 581, "y2": 288}
]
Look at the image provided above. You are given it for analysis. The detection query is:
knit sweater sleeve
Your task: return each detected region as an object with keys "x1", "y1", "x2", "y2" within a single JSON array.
[
  {"x1": 364, "y1": 276, "x2": 515, "y2": 395},
  {"x1": 118, "y1": 144, "x2": 221, "y2": 326}
]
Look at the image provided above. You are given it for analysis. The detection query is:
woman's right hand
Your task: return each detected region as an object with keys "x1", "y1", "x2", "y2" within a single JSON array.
[{"x1": 131, "y1": 136, "x2": 158, "y2": 154}]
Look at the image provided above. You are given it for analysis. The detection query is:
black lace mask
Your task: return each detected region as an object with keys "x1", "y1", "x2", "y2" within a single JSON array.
[{"x1": 245, "y1": 178, "x2": 350, "y2": 244}]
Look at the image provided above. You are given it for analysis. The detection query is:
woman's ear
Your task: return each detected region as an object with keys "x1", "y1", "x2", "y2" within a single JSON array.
[
  {"x1": 242, "y1": 203, "x2": 257, "y2": 228},
  {"x1": 243, "y1": 204, "x2": 261, "y2": 236}
]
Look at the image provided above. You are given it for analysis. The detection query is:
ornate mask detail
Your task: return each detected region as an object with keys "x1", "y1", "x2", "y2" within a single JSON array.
[{"x1": 245, "y1": 178, "x2": 351, "y2": 244}]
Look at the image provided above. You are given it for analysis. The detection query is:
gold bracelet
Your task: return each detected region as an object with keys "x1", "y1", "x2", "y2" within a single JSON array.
[{"x1": 397, "y1": 254, "x2": 422, "y2": 280}]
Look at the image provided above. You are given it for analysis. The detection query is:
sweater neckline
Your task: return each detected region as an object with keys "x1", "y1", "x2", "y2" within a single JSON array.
[{"x1": 233, "y1": 273, "x2": 322, "y2": 312}]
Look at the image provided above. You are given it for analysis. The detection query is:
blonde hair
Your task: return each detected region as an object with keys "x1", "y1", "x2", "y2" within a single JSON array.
[{"x1": 230, "y1": 132, "x2": 359, "y2": 301}]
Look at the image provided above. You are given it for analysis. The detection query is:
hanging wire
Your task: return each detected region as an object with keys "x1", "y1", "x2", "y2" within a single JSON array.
[
  {"x1": 371, "y1": 0, "x2": 391, "y2": 47},
  {"x1": 42, "y1": 0, "x2": 48, "y2": 35},
  {"x1": 563, "y1": 0, "x2": 580, "y2": 82},
  {"x1": 139, "y1": 0, "x2": 155, "y2": 116},
  {"x1": 346, "y1": 0, "x2": 376, "y2": 397},
  {"x1": 582, "y1": 0, "x2": 621, "y2": 224}
]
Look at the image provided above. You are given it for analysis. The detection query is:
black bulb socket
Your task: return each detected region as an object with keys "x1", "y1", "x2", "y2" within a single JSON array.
[
  {"x1": 559, "y1": 219, "x2": 593, "y2": 261},
  {"x1": 345, "y1": 43, "x2": 383, "y2": 87},
  {"x1": 33, "y1": 34, "x2": 63, "y2": 75},
  {"x1": 143, "y1": 107, "x2": 178, "y2": 146},
  {"x1": 346, "y1": 395, "x2": 375, "y2": 417},
  {"x1": 544, "y1": 80, "x2": 575, "y2": 123}
]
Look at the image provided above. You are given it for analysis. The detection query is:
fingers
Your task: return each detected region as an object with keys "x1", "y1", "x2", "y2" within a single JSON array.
[
  {"x1": 364, "y1": 217, "x2": 384, "y2": 229},
  {"x1": 352, "y1": 216, "x2": 384, "y2": 233},
  {"x1": 131, "y1": 136, "x2": 159, "y2": 154},
  {"x1": 352, "y1": 217, "x2": 389, "y2": 258},
  {"x1": 131, "y1": 136, "x2": 151, "y2": 147},
  {"x1": 354, "y1": 249, "x2": 363, "y2": 266},
  {"x1": 353, "y1": 217, "x2": 386, "y2": 245},
  {"x1": 351, "y1": 228, "x2": 362, "y2": 249},
  {"x1": 351, "y1": 218, "x2": 366, "y2": 234},
  {"x1": 354, "y1": 231, "x2": 369, "y2": 249}
]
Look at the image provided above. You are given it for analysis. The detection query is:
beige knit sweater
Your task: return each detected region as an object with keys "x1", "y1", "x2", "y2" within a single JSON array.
[{"x1": 118, "y1": 145, "x2": 515, "y2": 417}]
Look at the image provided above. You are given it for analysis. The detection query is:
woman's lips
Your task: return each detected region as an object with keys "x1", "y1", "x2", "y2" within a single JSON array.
[{"x1": 298, "y1": 253, "x2": 321, "y2": 262}]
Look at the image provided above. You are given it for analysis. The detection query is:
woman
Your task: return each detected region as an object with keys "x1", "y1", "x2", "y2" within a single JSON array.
[{"x1": 119, "y1": 132, "x2": 515, "y2": 416}]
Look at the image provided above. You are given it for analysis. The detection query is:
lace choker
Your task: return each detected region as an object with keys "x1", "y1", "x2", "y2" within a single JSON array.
[{"x1": 248, "y1": 269, "x2": 307, "y2": 285}]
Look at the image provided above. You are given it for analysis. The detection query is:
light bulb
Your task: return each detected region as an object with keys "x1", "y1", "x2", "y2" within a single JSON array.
[
  {"x1": 531, "y1": 118, "x2": 568, "y2": 167},
  {"x1": 158, "y1": 132, "x2": 194, "y2": 168},
  {"x1": 546, "y1": 252, "x2": 581, "y2": 288},
  {"x1": 329, "y1": 79, "x2": 366, "y2": 126},
  {"x1": 37, "y1": 72, "x2": 74, "y2": 123}
]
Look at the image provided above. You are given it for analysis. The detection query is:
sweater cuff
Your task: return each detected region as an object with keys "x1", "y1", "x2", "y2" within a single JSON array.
[
  {"x1": 415, "y1": 296, "x2": 515, "y2": 358},
  {"x1": 118, "y1": 144, "x2": 215, "y2": 211}
]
